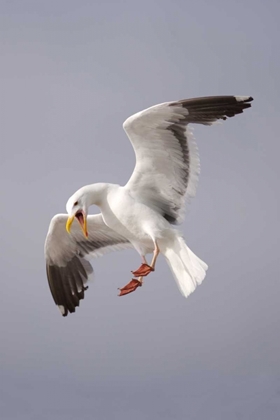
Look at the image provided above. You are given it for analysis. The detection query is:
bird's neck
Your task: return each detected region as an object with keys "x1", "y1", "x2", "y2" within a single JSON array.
[{"x1": 82, "y1": 183, "x2": 110, "y2": 207}]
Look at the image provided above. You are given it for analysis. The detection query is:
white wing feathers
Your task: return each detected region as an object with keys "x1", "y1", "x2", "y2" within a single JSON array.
[
  {"x1": 124, "y1": 96, "x2": 253, "y2": 224},
  {"x1": 45, "y1": 214, "x2": 132, "y2": 316}
]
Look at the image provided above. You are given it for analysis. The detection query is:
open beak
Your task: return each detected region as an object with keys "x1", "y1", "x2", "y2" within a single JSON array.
[{"x1": 66, "y1": 211, "x2": 88, "y2": 238}]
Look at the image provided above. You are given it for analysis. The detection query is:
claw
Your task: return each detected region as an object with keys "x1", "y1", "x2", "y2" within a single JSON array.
[
  {"x1": 132, "y1": 263, "x2": 154, "y2": 277},
  {"x1": 118, "y1": 279, "x2": 142, "y2": 296}
]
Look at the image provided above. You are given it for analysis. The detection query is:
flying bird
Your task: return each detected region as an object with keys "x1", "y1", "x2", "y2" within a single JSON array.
[{"x1": 45, "y1": 95, "x2": 253, "y2": 316}]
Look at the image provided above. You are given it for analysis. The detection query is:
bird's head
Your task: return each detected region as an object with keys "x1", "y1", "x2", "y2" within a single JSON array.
[{"x1": 65, "y1": 191, "x2": 89, "y2": 238}]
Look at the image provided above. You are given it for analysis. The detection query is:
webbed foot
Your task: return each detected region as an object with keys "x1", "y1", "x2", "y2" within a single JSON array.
[
  {"x1": 132, "y1": 264, "x2": 154, "y2": 277},
  {"x1": 118, "y1": 279, "x2": 142, "y2": 296}
]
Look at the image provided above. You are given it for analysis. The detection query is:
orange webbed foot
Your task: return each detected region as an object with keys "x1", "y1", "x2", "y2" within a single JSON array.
[
  {"x1": 132, "y1": 263, "x2": 154, "y2": 277},
  {"x1": 118, "y1": 279, "x2": 142, "y2": 296}
]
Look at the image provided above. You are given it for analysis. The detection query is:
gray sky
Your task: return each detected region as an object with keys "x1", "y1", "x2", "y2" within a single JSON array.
[{"x1": 1, "y1": 0, "x2": 279, "y2": 419}]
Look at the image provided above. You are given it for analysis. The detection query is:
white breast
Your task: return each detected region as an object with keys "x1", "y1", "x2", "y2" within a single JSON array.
[{"x1": 99, "y1": 186, "x2": 168, "y2": 253}]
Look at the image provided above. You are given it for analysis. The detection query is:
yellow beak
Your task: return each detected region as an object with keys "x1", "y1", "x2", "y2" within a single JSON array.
[
  {"x1": 66, "y1": 214, "x2": 88, "y2": 238},
  {"x1": 66, "y1": 215, "x2": 75, "y2": 234},
  {"x1": 81, "y1": 216, "x2": 88, "y2": 238}
]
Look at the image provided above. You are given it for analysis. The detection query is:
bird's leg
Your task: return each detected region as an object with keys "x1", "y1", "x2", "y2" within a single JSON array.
[
  {"x1": 119, "y1": 243, "x2": 160, "y2": 296},
  {"x1": 141, "y1": 255, "x2": 147, "y2": 264},
  {"x1": 149, "y1": 242, "x2": 160, "y2": 270},
  {"x1": 131, "y1": 254, "x2": 152, "y2": 277},
  {"x1": 118, "y1": 255, "x2": 147, "y2": 296},
  {"x1": 118, "y1": 276, "x2": 143, "y2": 297},
  {"x1": 132, "y1": 242, "x2": 160, "y2": 277}
]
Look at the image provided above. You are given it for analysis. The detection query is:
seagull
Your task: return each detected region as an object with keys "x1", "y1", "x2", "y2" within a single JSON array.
[{"x1": 45, "y1": 95, "x2": 253, "y2": 316}]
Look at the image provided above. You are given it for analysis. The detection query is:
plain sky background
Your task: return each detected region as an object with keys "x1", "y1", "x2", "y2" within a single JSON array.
[{"x1": 1, "y1": 1, "x2": 279, "y2": 419}]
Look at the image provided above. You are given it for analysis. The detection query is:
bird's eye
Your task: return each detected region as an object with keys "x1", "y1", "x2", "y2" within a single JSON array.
[{"x1": 74, "y1": 201, "x2": 78, "y2": 206}]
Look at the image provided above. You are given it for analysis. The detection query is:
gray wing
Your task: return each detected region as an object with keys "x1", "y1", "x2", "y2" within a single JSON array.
[
  {"x1": 123, "y1": 95, "x2": 253, "y2": 224},
  {"x1": 44, "y1": 214, "x2": 133, "y2": 317}
]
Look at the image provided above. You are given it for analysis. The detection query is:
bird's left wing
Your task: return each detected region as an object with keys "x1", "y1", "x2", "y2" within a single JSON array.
[
  {"x1": 123, "y1": 96, "x2": 253, "y2": 224},
  {"x1": 44, "y1": 213, "x2": 132, "y2": 316}
]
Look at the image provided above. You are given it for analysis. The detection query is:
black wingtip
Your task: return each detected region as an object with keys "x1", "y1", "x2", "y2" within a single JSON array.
[
  {"x1": 237, "y1": 96, "x2": 254, "y2": 111},
  {"x1": 235, "y1": 96, "x2": 254, "y2": 105},
  {"x1": 239, "y1": 96, "x2": 253, "y2": 102}
]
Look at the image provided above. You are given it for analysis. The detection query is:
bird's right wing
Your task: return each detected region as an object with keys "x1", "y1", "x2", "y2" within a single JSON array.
[{"x1": 44, "y1": 213, "x2": 133, "y2": 316}]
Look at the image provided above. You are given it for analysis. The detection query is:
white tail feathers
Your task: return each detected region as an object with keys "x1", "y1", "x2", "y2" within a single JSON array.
[{"x1": 161, "y1": 236, "x2": 208, "y2": 298}]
